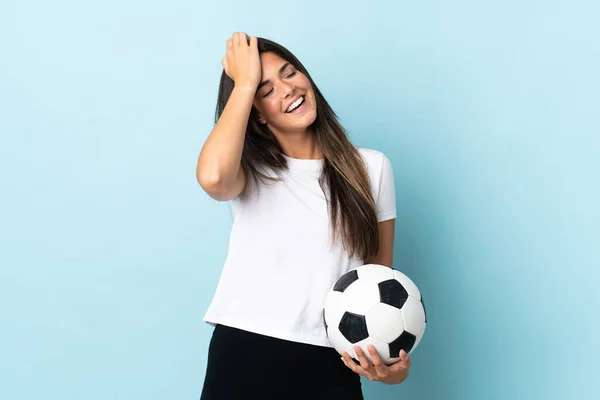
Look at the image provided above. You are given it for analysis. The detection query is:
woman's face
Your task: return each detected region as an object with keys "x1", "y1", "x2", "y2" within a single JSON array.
[{"x1": 253, "y1": 52, "x2": 317, "y2": 134}]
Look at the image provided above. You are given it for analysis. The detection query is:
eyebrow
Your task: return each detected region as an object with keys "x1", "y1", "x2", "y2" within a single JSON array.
[{"x1": 257, "y1": 62, "x2": 292, "y2": 90}]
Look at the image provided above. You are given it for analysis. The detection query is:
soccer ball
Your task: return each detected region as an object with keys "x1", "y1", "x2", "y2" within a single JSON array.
[{"x1": 323, "y1": 264, "x2": 427, "y2": 365}]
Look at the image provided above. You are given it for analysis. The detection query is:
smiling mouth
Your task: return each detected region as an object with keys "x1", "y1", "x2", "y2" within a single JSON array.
[{"x1": 285, "y1": 95, "x2": 306, "y2": 113}]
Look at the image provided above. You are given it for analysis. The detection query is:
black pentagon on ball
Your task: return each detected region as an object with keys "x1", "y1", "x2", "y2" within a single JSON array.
[
  {"x1": 378, "y1": 279, "x2": 409, "y2": 309},
  {"x1": 389, "y1": 331, "x2": 416, "y2": 358},
  {"x1": 421, "y1": 295, "x2": 427, "y2": 323},
  {"x1": 333, "y1": 269, "x2": 359, "y2": 292},
  {"x1": 338, "y1": 311, "x2": 369, "y2": 343}
]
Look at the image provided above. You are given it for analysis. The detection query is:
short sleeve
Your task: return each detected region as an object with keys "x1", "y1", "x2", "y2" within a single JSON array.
[{"x1": 376, "y1": 154, "x2": 397, "y2": 222}]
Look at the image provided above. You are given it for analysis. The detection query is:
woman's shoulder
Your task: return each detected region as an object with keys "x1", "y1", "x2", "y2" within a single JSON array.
[{"x1": 356, "y1": 146, "x2": 390, "y2": 168}]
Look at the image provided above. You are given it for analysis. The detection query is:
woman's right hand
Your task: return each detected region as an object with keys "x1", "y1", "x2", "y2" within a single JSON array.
[{"x1": 221, "y1": 32, "x2": 261, "y2": 90}]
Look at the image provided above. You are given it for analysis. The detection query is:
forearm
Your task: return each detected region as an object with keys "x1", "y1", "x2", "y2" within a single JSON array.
[{"x1": 196, "y1": 85, "x2": 256, "y2": 189}]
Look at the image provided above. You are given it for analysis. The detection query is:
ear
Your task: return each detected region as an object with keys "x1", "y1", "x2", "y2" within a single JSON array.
[
  {"x1": 256, "y1": 112, "x2": 268, "y2": 125},
  {"x1": 251, "y1": 104, "x2": 268, "y2": 125}
]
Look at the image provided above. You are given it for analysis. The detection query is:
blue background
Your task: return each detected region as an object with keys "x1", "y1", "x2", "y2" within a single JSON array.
[{"x1": 1, "y1": 1, "x2": 598, "y2": 399}]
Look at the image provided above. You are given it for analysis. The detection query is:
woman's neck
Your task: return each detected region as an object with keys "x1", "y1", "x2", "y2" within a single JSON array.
[{"x1": 276, "y1": 130, "x2": 323, "y2": 160}]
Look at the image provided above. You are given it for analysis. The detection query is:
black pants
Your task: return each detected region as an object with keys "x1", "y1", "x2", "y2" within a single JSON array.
[{"x1": 200, "y1": 324, "x2": 363, "y2": 400}]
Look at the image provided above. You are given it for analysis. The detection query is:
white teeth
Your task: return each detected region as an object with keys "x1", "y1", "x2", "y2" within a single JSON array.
[{"x1": 286, "y1": 96, "x2": 304, "y2": 112}]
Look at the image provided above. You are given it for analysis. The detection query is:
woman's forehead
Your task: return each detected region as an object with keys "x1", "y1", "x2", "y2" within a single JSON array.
[{"x1": 260, "y1": 52, "x2": 290, "y2": 72}]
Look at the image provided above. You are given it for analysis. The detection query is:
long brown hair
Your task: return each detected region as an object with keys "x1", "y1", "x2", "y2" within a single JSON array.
[{"x1": 215, "y1": 37, "x2": 379, "y2": 261}]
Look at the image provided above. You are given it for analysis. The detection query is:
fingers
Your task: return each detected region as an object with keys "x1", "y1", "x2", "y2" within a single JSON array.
[
  {"x1": 354, "y1": 345, "x2": 371, "y2": 370},
  {"x1": 389, "y1": 349, "x2": 412, "y2": 374},
  {"x1": 224, "y1": 32, "x2": 244, "y2": 71},
  {"x1": 222, "y1": 32, "x2": 259, "y2": 85},
  {"x1": 344, "y1": 346, "x2": 382, "y2": 381},
  {"x1": 341, "y1": 351, "x2": 369, "y2": 377},
  {"x1": 367, "y1": 345, "x2": 384, "y2": 368},
  {"x1": 231, "y1": 32, "x2": 250, "y2": 48},
  {"x1": 400, "y1": 350, "x2": 412, "y2": 366},
  {"x1": 356, "y1": 345, "x2": 391, "y2": 382}
]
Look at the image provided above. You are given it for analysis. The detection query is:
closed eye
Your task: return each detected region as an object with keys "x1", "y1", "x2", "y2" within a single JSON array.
[{"x1": 262, "y1": 72, "x2": 297, "y2": 98}]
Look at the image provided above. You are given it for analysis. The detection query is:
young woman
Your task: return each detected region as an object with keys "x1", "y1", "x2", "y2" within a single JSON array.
[{"x1": 196, "y1": 32, "x2": 412, "y2": 400}]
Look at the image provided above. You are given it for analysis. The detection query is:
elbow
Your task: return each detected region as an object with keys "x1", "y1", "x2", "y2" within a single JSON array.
[{"x1": 196, "y1": 172, "x2": 234, "y2": 201}]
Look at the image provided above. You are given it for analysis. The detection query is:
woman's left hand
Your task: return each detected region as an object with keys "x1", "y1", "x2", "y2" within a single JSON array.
[{"x1": 341, "y1": 345, "x2": 411, "y2": 385}]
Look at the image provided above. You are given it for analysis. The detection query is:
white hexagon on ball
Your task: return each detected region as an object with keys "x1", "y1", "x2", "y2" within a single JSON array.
[
  {"x1": 365, "y1": 303, "x2": 404, "y2": 343},
  {"x1": 342, "y1": 278, "x2": 381, "y2": 315}
]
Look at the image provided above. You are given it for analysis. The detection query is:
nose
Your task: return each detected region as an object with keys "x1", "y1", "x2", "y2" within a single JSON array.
[{"x1": 280, "y1": 80, "x2": 295, "y2": 98}]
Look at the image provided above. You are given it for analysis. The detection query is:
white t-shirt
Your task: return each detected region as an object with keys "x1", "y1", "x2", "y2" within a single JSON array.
[{"x1": 203, "y1": 147, "x2": 397, "y2": 347}]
